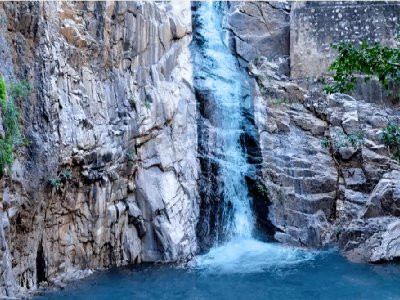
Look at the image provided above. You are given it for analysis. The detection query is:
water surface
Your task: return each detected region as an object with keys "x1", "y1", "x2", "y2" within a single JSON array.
[{"x1": 37, "y1": 248, "x2": 400, "y2": 300}]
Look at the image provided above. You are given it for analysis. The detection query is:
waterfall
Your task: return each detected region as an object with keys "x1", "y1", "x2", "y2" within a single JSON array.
[
  {"x1": 195, "y1": 2, "x2": 255, "y2": 239},
  {"x1": 192, "y1": 2, "x2": 315, "y2": 273},
  {"x1": 193, "y1": 1, "x2": 256, "y2": 245}
]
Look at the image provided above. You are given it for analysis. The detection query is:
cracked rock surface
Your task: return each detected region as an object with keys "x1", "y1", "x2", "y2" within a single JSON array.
[{"x1": 0, "y1": 1, "x2": 198, "y2": 297}]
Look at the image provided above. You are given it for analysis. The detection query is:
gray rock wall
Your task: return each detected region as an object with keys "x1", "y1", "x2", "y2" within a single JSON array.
[
  {"x1": 0, "y1": 1, "x2": 198, "y2": 297},
  {"x1": 223, "y1": 2, "x2": 290, "y2": 65},
  {"x1": 250, "y1": 53, "x2": 400, "y2": 260}
]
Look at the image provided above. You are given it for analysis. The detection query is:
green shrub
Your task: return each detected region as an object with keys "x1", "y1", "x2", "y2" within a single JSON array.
[
  {"x1": 3, "y1": 97, "x2": 20, "y2": 143},
  {"x1": 144, "y1": 97, "x2": 152, "y2": 109},
  {"x1": 255, "y1": 182, "x2": 268, "y2": 197},
  {"x1": 381, "y1": 123, "x2": 400, "y2": 147},
  {"x1": 61, "y1": 169, "x2": 72, "y2": 180},
  {"x1": 0, "y1": 138, "x2": 13, "y2": 178},
  {"x1": 49, "y1": 169, "x2": 73, "y2": 192},
  {"x1": 253, "y1": 56, "x2": 264, "y2": 66},
  {"x1": 50, "y1": 177, "x2": 61, "y2": 191},
  {"x1": 347, "y1": 131, "x2": 365, "y2": 149},
  {"x1": 325, "y1": 41, "x2": 400, "y2": 94},
  {"x1": 0, "y1": 76, "x2": 6, "y2": 107},
  {"x1": 381, "y1": 123, "x2": 400, "y2": 162},
  {"x1": 126, "y1": 149, "x2": 135, "y2": 168},
  {"x1": 393, "y1": 149, "x2": 400, "y2": 163},
  {"x1": 322, "y1": 131, "x2": 364, "y2": 154},
  {"x1": 321, "y1": 137, "x2": 330, "y2": 148},
  {"x1": 9, "y1": 80, "x2": 31, "y2": 100},
  {"x1": 0, "y1": 15, "x2": 6, "y2": 25},
  {"x1": 0, "y1": 76, "x2": 31, "y2": 178}
]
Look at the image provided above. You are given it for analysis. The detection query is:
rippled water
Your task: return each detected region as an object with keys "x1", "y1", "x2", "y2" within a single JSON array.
[{"x1": 36, "y1": 248, "x2": 400, "y2": 300}]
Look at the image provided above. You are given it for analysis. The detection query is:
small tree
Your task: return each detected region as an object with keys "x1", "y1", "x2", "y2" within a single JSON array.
[
  {"x1": 321, "y1": 130, "x2": 364, "y2": 220},
  {"x1": 324, "y1": 40, "x2": 400, "y2": 94}
]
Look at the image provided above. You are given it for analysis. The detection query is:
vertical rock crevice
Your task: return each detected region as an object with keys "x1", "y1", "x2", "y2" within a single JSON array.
[{"x1": 36, "y1": 240, "x2": 46, "y2": 285}]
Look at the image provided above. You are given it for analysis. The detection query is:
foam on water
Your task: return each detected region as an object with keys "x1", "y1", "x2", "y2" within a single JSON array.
[{"x1": 195, "y1": 239, "x2": 316, "y2": 274}]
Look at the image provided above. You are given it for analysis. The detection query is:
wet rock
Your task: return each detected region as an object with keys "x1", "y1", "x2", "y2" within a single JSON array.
[
  {"x1": 339, "y1": 218, "x2": 391, "y2": 262},
  {"x1": 369, "y1": 220, "x2": 400, "y2": 262},
  {"x1": 339, "y1": 218, "x2": 400, "y2": 263}
]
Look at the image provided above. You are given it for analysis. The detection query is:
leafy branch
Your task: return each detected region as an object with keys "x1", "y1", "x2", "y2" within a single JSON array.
[
  {"x1": 324, "y1": 41, "x2": 400, "y2": 94},
  {"x1": 49, "y1": 168, "x2": 73, "y2": 192}
]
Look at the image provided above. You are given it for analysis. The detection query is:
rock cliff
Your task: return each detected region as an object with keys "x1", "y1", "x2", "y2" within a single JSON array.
[
  {"x1": 0, "y1": 0, "x2": 400, "y2": 298},
  {"x1": 0, "y1": 1, "x2": 198, "y2": 297},
  {"x1": 225, "y1": 1, "x2": 400, "y2": 262}
]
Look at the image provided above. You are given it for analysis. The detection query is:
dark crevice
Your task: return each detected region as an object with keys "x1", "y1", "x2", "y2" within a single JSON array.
[
  {"x1": 240, "y1": 88, "x2": 277, "y2": 239},
  {"x1": 36, "y1": 240, "x2": 46, "y2": 285}
]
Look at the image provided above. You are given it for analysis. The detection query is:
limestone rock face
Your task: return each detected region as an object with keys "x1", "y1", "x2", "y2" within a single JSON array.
[
  {"x1": 339, "y1": 172, "x2": 400, "y2": 262},
  {"x1": 339, "y1": 217, "x2": 400, "y2": 263},
  {"x1": 250, "y1": 60, "x2": 336, "y2": 247},
  {"x1": 0, "y1": 203, "x2": 15, "y2": 299},
  {"x1": 0, "y1": 1, "x2": 400, "y2": 296},
  {"x1": 0, "y1": 1, "x2": 198, "y2": 297}
]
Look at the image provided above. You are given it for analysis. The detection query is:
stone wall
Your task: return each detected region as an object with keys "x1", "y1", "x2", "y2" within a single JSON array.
[
  {"x1": 0, "y1": 1, "x2": 198, "y2": 297},
  {"x1": 290, "y1": 2, "x2": 400, "y2": 78}
]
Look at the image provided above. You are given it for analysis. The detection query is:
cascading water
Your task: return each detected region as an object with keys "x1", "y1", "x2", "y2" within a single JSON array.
[
  {"x1": 194, "y1": 1, "x2": 255, "y2": 241},
  {"x1": 192, "y1": 2, "x2": 314, "y2": 273}
]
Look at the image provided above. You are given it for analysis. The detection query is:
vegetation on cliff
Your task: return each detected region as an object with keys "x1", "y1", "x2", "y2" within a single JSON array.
[
  {"x1": 381, "y1": 122, "x2": 400, "y2": 162},
  {"x1": 324, "y1": 39, "x2": 400, "y2": 162},
  {"x1": 0, "y1": 75, "x2": 30, "y2": 178}
]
